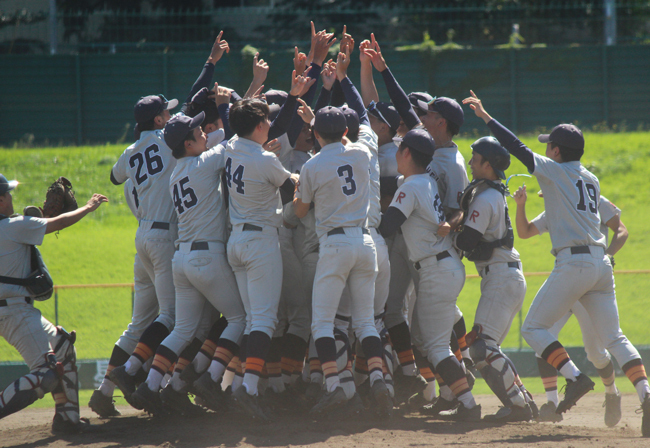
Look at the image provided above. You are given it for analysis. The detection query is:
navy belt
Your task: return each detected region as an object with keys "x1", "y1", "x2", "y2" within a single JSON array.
[
  {"x1": 484, "y1": 261, "x2": 520, "y2": 275},
  {"x1": 0, "y1": 298, "x2": 32, "y2": 307},
  {"x1": 140, "y1": 221, "x2": 170, "y2": 230},
  {"x1": 327, "y1": 227, "x2": 370, "y2": 237},
  {"x1": 414, "y1": 251, "x2": 451, "y2": 270},
  {"x1": 570, "y1": 246, "x2": 590, "y2": 255},
  {"x1": 190, "y1": 242, "x2": 209, "y2": 251},
  {"x1": 243, "y1": 223, "x2": 263, "y2": 232}
]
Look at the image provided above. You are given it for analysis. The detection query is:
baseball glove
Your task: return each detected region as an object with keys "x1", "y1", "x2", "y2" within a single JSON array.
[{"x1": 42, "y1": 177, "x2": 78, "y2": 218}]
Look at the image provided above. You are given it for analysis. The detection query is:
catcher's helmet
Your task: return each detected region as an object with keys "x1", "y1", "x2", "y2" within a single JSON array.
[{"x1": 470, "y1": 136, "x2": 510, "y2": 180}]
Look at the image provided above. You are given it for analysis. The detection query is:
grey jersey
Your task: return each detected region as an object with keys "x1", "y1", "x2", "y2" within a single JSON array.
[
  {"x1": 290, "y1": 150, "x2": 311, "y2": 174},
  {"x1": 0, "y1": 216, "x2": 47, "y2": 299},
  {"x1": 426, "y1": 143, "x2": 469, "y2": 214},
  {"x1": 378, "y1": 141, "x2": 399, "y2": 177},
  {"x1": 298, "y1": 142, "x2": 371, "y2": 239},
  {"x1": 533, "y1": 194, "x2": 619, "y2": 248},
  {"x1": 463, "y1": 184, "x2": 520, "y2": 270},
  {"x1": 389, "y1": 173, "x2": 450, "y2": 263},
  {"x1": 277, "y1": 133, "x2": 294, "y2": 171},
  {"x1": 352, "y1": 124, "x2": 381, "y2": 229},
  {"x1": 532, "y1": 153, "x2": 606, "y2": 256},
  {"x1": 112, "y1": 130, "x2": 177, "y2": 223},
  {"x1": 283, "y1": 202, "x2": 318, "y2": 258},
  {"x1": 124, "y1": 179, "x2": 138, "y2": 217},
  {"x1": 170, "y1": 145, "x2": 229, "y2": 244},
  {"x1": 224, "y1": 135, "x2": 291, "y2": 229}
]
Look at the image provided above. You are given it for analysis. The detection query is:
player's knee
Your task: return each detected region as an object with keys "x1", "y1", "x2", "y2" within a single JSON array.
[{"x1": 469, "y1": 337, "x2": 488, "y2": 365}]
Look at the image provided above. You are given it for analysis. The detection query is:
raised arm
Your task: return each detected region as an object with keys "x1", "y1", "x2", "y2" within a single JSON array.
[
  {"x1": 463, "y1": 90, "x2": 535, "y2": 172},
  {"x1": 512, "y1": 185, "x2": 539, "y2": 239},
  {"x1": 244, "y1": 53, "x2": 269, "y2": 100},
  {"x1": 268, "y1": 70, "x2": 315, "y2": 141},
  {"x1": 362, "y1": 34, "x2": 421, "y2": 130},
  {"x1": 45, "y1": 194, "x2": 108, "y2": 234},
  {"x1": 336, "y1": 45, "x2": 369, "y2": 127},
  {"x1": 359, "y1": 39, "x2": 380, "y2": 107},
  {"x1": 181, "y1": 32, "x2": 229, "y2": 114}
]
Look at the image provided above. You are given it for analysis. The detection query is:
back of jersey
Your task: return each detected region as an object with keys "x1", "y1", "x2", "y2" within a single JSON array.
[
  {"x1": 224, "y1": 136, "x2": 290, "y2": 229},
  {"x1": 427, "y1": 145, "x2": 469, "y2": 213},
  {"x1": 112, "y1": 130, "x2": 177, "y2": 223},
  {"x1": 170, "y1": 145, "x2": 229, "y2": 244},
  {"x1": 299, "y1": 143, "x2": 371, "y2": 239},
  {"x1": 533, "y1": 153, "x2": 606, "y2": 255}
]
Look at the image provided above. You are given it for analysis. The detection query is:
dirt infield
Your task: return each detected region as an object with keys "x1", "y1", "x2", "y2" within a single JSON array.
[{"x1": 2, "y1": 393, "x2": 650, "y2": 448}]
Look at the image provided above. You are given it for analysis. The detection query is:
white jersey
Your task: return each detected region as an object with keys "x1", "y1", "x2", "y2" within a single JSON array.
[
  {"x1": 0, "y1": 216, "x2": 47, "y2": 299},
  {"x1": 463, "y1": 184, "x2": 520, "y2": 271},
  {"x1": 112, "y1": 130, "x2": 177, "y2": 224},
  {"x1": 533, "y1": 194, "x2": 619, "y2": 248},
  {"x1": 426, "y1": 143, "x2": 469, "y2": 214},
  {"x1": 169, "y1": 145, "x2": 229, "y2": 244},
  {"x1": 353, "y1": 124, "x2": 381, "y2": 229},
  {"x1": 389, "y1": 173, "x2": 450, "y2": 263},
  {"x1": 378, "y1": 141, "x2": 399, "y2": 177},
  {"x1": 298, "y1": 142, "x2": 371, "y2": 239},
  {"x1": 224, "y1": 135, "x2": 291, "y2": 229},
  {"x1": 531, "y1": 153, "x2": 606, "y2": 256},
  {"x1": 290, "y1": 150, "x2": 311, "y2": 174}
]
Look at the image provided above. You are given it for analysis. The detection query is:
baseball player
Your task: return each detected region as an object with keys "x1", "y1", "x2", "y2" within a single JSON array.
[
  {"x1": 107, "y1": 34, "x2": 232, "y2": 407},
  {"x1": 377, "y1": 129, "x2": 480, "y2": 421},
  {"x1": 223, "y1": 84, "x2": 305, "y2": 418},
  {"x1": 362, "y1": 38, "x2": 474, "y2": 407},
  {"x1": 453, "y1": 137, "x2": 535, "y2": 422},
  {"x1": 89, "y1": 179, "x2": 158, "y2": 417},
  {"x1": 127, "y1": 112, "x2": 247, "y2": 414},
  {"x1": 464, "y1": 90, "x2": 650, "y2": 436},
  {"x1": 515, "y1": 188, "x2": 629, "y2": 426},
  {"x1": 294, "y1": 106, "x2": 392, "y2": 416},
  {"x1": 0, "y1": 174, "x2": 107, "y2": 433}
]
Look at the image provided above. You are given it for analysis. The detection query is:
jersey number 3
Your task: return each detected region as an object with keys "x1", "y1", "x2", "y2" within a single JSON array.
[
  {"x1": 225, "y1": 158, "x2": 245, "y2": 194},
  {"x1": 337, "y1": 165, "x2": 356, "y2": 196},
  {"x1": 129, "y1": 144, "x2": 164, "y2": 185},
  {"x1": 575, "y1": 179, "x2": 598, "y2": 214},
  {"x1": 172, "y1": 176, "x2": 198, "y2": 215}
]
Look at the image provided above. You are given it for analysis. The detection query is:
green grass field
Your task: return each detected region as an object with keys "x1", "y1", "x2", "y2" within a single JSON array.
[{"x1": 1, "y1": 131, "x2": 650, "y2": 361}]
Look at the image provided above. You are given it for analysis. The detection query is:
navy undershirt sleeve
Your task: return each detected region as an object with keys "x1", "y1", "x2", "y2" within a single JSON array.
[
  {"x1": 181, "y1": 62, "x2": 215, "y2": 115},
  {"x1": 314, "y1": 87, "x2": 332, "y2": 112},
  {"x1": 269, "y1": 95, "x2": 298, "y2": 141},
  {"x1": 380, "y1": 67, "x2": 420, "y2": 130},
  {"x1": 487, "y1": 119, "x2": 535, "y2": 173},
  {"x1": 378, "y1": 206, "x2": 408, "y2": 238},
  {"x1": 340, "y1": 77, "x2": 369, "y2": 127}
]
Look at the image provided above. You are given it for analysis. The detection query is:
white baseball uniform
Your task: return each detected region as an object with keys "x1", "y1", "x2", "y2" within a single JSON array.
[
  {"x1": 521, "y1": 153, "x2": 641, "y2": 371},
  {"x1": 388, "y1": 173, "x2": 465, "y2": 367},
  {"x1": 533, "y1": 195, "x2": 620, "y2": 370},
  {"x1": 112, "y1": 129, "x2": 178, "y2": 331}
]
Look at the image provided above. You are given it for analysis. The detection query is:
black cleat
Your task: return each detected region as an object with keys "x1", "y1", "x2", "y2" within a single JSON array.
[
  {"x1": 88, "y1": 390, "x2": 121, "y2": 418},
  {"x1": 371, "y1": 380, "x2": 393, "y2": 417},
  {"x1": 556, "y1": 374, "x2": 595, "y2": 414},
  {"x1": 108, "y1": 365, "x2": 142, "y2": 410},
  {"x1": 193, "y1": 372, "x2": 226, "y2": 412},
  {"x1": 232, "y1": 387, "x2": 271, "y2": 421},
  {"x1": 394, "y1": 374, "x2": 427, "y2": 406},
  {"x1": 483, "y1": 404, "x2": 532, "y2": 422},
  {"x1": 420, "y1": 396, "x2": 459, "y2": 416},
  {"x1": 160, "y1": 383, "x2": 204, "y2": 416},
  {"x1": 52, "y1": 415, "x2": 101, "y2": 434},
  {"x1": 439, "y1": 402, "x2": 482, "y2": 422},
  {"x1": 641, "y1": 395, "x2": 650, "y2": 437},
  {"x1": 603, "y1": 392, "x2": 622, "y2": 428},
  {"x1": 537, "y1": 401, "x2": 563, "y2": 423},
  {"x1": 310, "y1": 386, "x2": 347, "y2": 415},
  {"x1": 131, "y1": 383, "x2": 164, "y2": 415}
]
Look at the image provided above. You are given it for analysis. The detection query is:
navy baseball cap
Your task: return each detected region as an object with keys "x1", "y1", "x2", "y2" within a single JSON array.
[
  {"x1": 428, "y1": 97, "x2": 464, "y2": 127},
  {"x1": 340, "y1": 106, "x2": 360, "y2": 138},
  {"x1": 409, "y1": 92, "x2": 434, "y2": 114},
  {"x1": 268, "y1": 104, "x2": 282, "y2": 122},
  {"x1": 471, "y1": 136, "x2": 510, "y2": 180},
  {"x1": 264, "y1": 89, "x2": 288, "y2": 106},
  {"x1": 0, "y1": 174, "x2": 18, "y2": 195},
  {"x1": 163, "y1": 112, "x2": 205, "y2": 151},
  {"x1": 538, "y1": 124, "x2": 585, "y2": 152},
  {"x1": 134, "y1": 95, "x2": 179, "y2": 124},
  {"x1": 314, "y1": 106, "x2": 347, "y2": 134},
  {"x1": 402, "y1": 128, "x2": 436, "y2": 156},
  {"x1": 368, "y1": 101, "x2": 400, "y2": 133}
]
